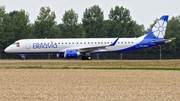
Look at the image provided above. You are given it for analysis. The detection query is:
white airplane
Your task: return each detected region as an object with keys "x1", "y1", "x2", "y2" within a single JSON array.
[{"x1": 4, "y1": 15, "x2": 175, "y2": 60}]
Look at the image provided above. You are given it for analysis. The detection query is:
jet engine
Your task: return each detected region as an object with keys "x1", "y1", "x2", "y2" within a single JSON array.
[{"x1": 64, "y1": 50, "x2": 80, "y2": 58}]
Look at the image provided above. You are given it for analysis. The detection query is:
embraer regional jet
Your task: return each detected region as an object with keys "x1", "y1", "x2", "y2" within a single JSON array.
[{"x1": 4, "y1": 15, "x2": 175, "y2": 60}]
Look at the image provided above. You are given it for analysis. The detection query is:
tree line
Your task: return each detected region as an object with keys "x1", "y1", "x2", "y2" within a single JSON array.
[{"x1": 0, "y1": 5, "x2": 179, "y2": 59}]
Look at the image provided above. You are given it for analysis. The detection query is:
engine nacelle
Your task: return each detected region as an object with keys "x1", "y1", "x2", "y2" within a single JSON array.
[{"x1": 64, "y1": 50, "x2": 80, "y2": 58}]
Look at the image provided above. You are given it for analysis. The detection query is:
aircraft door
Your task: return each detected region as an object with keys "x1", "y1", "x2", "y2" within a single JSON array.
[
  {"x1": 136, "y1": 39, "x2": 140, "y2": 48},
  {"x1": 26, "y1": 40, "x2": 31, "y2": 49}
]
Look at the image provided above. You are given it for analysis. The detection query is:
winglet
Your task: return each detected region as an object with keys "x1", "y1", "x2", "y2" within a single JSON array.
[{"x1": 110, "y1": 37, "x2": 119, "y2": 46}]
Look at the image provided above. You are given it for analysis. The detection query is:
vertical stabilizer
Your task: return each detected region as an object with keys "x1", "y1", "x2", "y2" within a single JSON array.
[{"x1": 144, "y1": 15, "x2": 169, "y2": 39}]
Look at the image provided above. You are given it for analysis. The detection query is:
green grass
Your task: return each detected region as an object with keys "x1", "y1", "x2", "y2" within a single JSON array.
[
  {"x1": 1, "y1": 60, "x2": 180, "y2": 68},
  {"x1": 2, "y1": 66, "x2": 180, "y2": 70}
]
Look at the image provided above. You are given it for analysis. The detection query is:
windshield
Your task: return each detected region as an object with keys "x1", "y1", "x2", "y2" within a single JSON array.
[{"x1": 12, "y1": 42, "x2": 20, "y2": 46}]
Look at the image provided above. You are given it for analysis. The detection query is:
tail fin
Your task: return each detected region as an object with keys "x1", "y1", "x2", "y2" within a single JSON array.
[{"x1": 144, "y1": 15, "x2": 169, "y2": 39}]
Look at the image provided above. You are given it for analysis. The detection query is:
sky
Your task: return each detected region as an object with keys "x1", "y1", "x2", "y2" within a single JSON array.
[{"x1": 1, "y1": 0, "x2": 180, "y2": 29}]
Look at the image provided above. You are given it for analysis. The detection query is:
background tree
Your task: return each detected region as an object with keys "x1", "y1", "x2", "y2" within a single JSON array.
[
  {"x1": 163, "y1": 16, "x2": 180, "y2": 55},
  {"x1": 51, "y1": 25, "x2": 61, "y2": 38},
  {"x1": 9, "y1": 11, "x2": 18, "y2": 21},
  {"x1": 34, "y1": 6, "x2": 56, "y2": 38},
  {"x1": 82, "y1": 5, "x2": 104, "y2": 38},
  {"x1": 108, "y1": 6, "x2": 144, "y2": 38},
  {"x1": 60, "y1": 9, "x2": 84, "y2": 38},
  {"x1": 0, "y1": 6, "x2": 11, "y2": 59},
  {"x1": 11, "y1": 10, "x2": 32, "y2": 41}
]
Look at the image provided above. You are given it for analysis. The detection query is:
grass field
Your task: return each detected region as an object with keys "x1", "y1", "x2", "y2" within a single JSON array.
[
  {"x1": 0, "y1": 69, "x2": 180, "y2": 100},
  {"x1": 0, "y1": 60, "x2": 180, "y2": 100},
  {"x1": 0, "y1": 59, "x2": 180, "y2": 69}
]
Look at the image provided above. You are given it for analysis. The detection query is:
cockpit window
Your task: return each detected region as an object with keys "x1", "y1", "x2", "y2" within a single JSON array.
[
  {"x1": 16, "y1": 42, "x2": 20, "y2": 47},
  {"x1": 13, "y1": 42, "x2": 19, "y2": 45}
]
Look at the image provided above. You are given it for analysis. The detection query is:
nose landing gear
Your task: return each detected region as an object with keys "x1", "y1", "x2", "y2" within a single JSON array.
[{"x1": 20, "y1": 54, "x2": 25, "y2": 60}]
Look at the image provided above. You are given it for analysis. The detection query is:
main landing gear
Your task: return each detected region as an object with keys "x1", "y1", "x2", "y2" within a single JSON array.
[{"x1": 81, "y1": 56, "x2": 92, "y2": 60}]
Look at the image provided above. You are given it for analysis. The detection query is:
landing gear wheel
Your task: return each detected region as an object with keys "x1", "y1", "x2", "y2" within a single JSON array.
[
  {"x1": 81, "y1": 56, "x2": 92, "y2": 60},
  {"x1": 87, "y1": 56, "x2": 92, "y2": 60},
  {"x1": 81, "y1": 56, "x2": 87, "y2": 60}
]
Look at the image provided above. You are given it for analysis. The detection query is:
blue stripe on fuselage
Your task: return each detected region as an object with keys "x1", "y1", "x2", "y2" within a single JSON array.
[{"x1": 91, "y1": 38, "x2": 165, "y2": 54}]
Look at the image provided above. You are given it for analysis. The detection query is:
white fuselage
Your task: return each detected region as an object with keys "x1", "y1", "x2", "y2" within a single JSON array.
[{"x1": 4, "y1": 37, "x2": 143, "y2": 54}]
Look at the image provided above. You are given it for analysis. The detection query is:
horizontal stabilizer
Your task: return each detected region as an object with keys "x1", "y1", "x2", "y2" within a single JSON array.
[{"x1": 152, "y1": 38, "x2": 176, "y2": 43}]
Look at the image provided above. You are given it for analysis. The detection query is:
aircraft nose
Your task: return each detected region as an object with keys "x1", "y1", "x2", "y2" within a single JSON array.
[{"x1": 4, "y1": 46, "x2": 11, "y2": 53}]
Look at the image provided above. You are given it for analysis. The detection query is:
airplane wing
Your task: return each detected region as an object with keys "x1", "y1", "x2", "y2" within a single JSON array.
[
  {"x1": 70, "y1": 37, "x2": 119, "y2": 52},
  {"x1": 152, "y1": 38, "x2": 176, "y2": 43}
]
